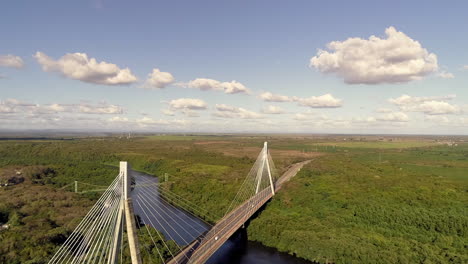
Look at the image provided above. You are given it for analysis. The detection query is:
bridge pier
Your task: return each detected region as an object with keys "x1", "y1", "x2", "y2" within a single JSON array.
[{"x1": 121, "y1": 161, "x2": 143, "y2": 264}]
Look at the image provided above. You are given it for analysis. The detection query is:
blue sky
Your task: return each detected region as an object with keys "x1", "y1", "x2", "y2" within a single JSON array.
[{"x1": 1, "y1": 0, "x2": 468, "y2": 134}]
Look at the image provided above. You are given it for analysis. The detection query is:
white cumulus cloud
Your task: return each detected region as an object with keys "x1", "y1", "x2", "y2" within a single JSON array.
[
  {"x1": 34, "y1": 51, "x2": 137, "y2": 85},
  {"x1": 109, "y1": 116, "x2": 129, "y2": 122},
  {"x1": 389, "y1": 94, "x2": 460, "y2": 115},
  {"x1": 169, "y1": 98, "x2": 207, "y2": 110},
  {"x1": 376, "y1": 112, "x2": 410, "y2": 122},
  {"x1": 0, "y1": 102, "x2": 15, "y2": 113},
  {"x1": 260, "y1": 91, "x2": 342, "y2": 109},
  {"x1": 310, "y1": 26, "x2": 438, "y2": 84},
  {"x1": 214, "y1": 104, "x2": 262, "y2": 119},
  {"x1": 0, "y1": 55, "x2": 24, "y2": 69},
  {"x1": 403, "y1": 101, "x2": 461, "y2": 115},
  {"x1": 437, "y1": 71, "x2": 454, "y2": 79},
  {"x1": 352, "y1": 116, "x2": 377, "y2": 123},
  {"x1": 136, "y1": 117, "x2": 159, "y2": 124},
  {"x1": 296, "y1": 94, "x2": 342, "y2": 108},
  {"x1": 180, "y1": 109, "x2": 200, "y2": 117},
  {"x1": 293, "y1": 113, "x2": 312, "y2": 121},
  {"x1": 143, "y1": 68, "x2": 175, "y2": 89},
  {"x1": 183, "y1": 78, "x2": 250, "y2": 94},
  {"x1": 375, "y1": 107, "x2": 393, "y2": 113},
  {"x1": 259, "y1": 92, "x2": 292, "y2": 102},
  {"x1": 262, "y1": 105, "x2": 285, "y2": 114},
  {"x1": 0, "y1": 99, "x2": 125, "y2": 116},
  {"x1": 161, "y1": 109, "x2": 175, "y2": 116},
  {"x1": 425, "y1": 115, "x2": 450, "y2": 124},
  {"x1": 389, "y1": 94, "x2": 455, "y2": 106},
  {"x1": 136, "y1": 117, "x2": 189, "y2": 127},
  {"x1": 79, "y1": 103, "x2": 123, "y2": 114},
  {"x1": 0, "y1": 54, "x2": 24, "y2": 68}
]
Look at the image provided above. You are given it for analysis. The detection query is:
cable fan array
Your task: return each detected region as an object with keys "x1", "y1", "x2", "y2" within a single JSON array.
[
  {"x1": 49, "y1": 173, "x2": 124, "y2": 264},
  {"x1": 174, "y1": 143, "x2": 278, "y2": 263},
  {"x1": 130, "y1": 177, "x2": 218, "y2": 263},
  {"x1": 49, "y1": 143, "x2": 279, "y2": 264},
  {"x1": 223, "y1": 144, "x2": 278, "y2": 216}
]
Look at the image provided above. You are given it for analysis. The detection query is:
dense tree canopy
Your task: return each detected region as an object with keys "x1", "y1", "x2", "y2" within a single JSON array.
[{"x1": 0, "y1": 135, "x2": 466, "y2": 263}]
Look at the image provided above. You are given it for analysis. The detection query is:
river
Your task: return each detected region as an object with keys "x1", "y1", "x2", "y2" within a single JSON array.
[{"x1": 131, "y1": 170, "x2": 310, "y2": 264}]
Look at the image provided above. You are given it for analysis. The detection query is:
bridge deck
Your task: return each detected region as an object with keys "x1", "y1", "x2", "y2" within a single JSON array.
[{"x1": 168, "y1": 160, "x2": 311, "y2": 264}]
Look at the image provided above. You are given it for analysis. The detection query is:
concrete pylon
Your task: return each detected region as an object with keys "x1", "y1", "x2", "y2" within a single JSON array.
[
  {"x1": 255, "y1": 142, "x2": 275, "y2": 195},
  {"x1": 121, "y1": 161, "x2": 142, "y2": 264}
]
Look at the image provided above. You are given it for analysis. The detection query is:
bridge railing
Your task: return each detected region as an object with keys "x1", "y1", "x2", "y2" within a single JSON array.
[{"x1": 186, "y1": 187, "x2": 273, "y2": 263}]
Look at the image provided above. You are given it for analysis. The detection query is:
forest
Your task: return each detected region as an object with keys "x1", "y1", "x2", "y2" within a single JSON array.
[{"x1": 0, "y1": 135, "x2": 466, "y2": 263}]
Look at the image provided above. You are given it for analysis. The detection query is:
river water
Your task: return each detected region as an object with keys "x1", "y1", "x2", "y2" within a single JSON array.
[{"x1": 131, "y1": 170, "x2": 310, "y2": 264}]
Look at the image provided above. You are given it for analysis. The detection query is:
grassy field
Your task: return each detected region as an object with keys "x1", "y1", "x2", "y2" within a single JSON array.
[
  {"x1": 0, "y1": 134, "x2": 466, "y2": 263},
  {"x1": 313, "y1": 140, "x2": 439, "y2": 149}
]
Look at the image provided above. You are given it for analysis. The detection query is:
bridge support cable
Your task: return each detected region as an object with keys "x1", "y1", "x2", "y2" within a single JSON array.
[
  {"x1": 51, "y1": 177, "x2": 120, "y2": 263},
  {"x1": 51, "y1": 143, "x2": 288, "y2": 264},
  {"x1": 131, "y1": 176, "x2": 217, "y2": 264},
  {"x1": 135, "y1": 189, "x2": 201, "y2": 246},
  {"x1": 158, "y1": 187, "x2": 220, "y2": 223},
  {"x1": 49, "y1": 162, "x2": 145, "y2": 264},
  {"x1": 133, "y1": 211, "x2": 159, "y2": 264},
  {"x1": 135, "y1": 187, "x2": 212, "y2": 238},
  {"x1": 177, "y1": 142, "x2": 278, "y2": 264},
  {"x1": 133, "y1": 182, "x2": 213, "y2": 254},
  {"x1": 135, "y1": 176, "x2": 218, "y2": 224},
  {"x1": 132, "y1": 177, "x2": 220, "y2": 223},
  {"x1": 107, "y1": 195, "x2": 123, "y2": 264},
  {"x1": 224, "y1": 141, "x2": 277, "y2": 217},
  {"x1": 254, "y1": 152, "x2": 266, "y2": 194},
  {"x1": 73, "y1": 187, "x2": 122, "y2": 264},
  {"x1": 65, "y1": 179, "x2": 122, "y2": 264},
  {"x1": 176, "y1": 160, "x2": 310, "y2": 264},
  {"x1": 134, "y1": 196, "x2": 184, "y2": 261},
  {"x1": 267, "y1": 151, "x2": 279, "y2": 183},
  {"x1": 255, "y1": 142, "x2": 275, "y2": 195},
  {"x1": 48, "y1": 174, "x2": 123, "y2": 264},
  {"x1": 223, "y1": 149, "x2": 263, "y2": 216},
  {"x1": 186, "y1": 188, "x2": 274, "y2": 264},
  {"x1": 134, "y1": 176, "x2": 214, "y2": 228}
]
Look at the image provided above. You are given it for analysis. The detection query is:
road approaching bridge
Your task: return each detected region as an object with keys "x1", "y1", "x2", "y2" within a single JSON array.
[{"x1": 168, "y1": 159, "x2": 311, "y2": 264}]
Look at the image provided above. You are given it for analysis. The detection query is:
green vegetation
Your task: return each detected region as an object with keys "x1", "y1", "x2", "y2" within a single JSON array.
[
  {"x1": 313, "y1": 140, "x2": 439, "y2": 149},
  {"x1": 0, "y1": 135, "x2": 466, "y2": 263},
  {"x1": 0, "y1": 166, "x2": 94, "y2": 263},
  {"x1": 0, "y1": 137, "x2": 263, "y2": 263},
  {"x1": 120, "y1": 224, "x2": 179, "y2": 264},
  {"x1": 248, "y1": 142, "x2": 468, "y2": 263}
]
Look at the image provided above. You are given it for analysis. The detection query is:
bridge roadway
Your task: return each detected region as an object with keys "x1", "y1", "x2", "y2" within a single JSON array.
[{"x1": 167, "y1": 160, "x2": 311, "y2": 264}]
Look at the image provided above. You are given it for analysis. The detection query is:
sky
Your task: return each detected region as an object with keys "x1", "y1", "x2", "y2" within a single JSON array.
[{"x1": 1, "y1": 0, "x2": 468, "y2": 134}]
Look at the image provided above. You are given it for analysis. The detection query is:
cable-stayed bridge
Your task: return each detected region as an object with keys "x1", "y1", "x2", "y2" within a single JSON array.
[{"x1": 48, "y1": 142, "x2": 310, "y2": 264}]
